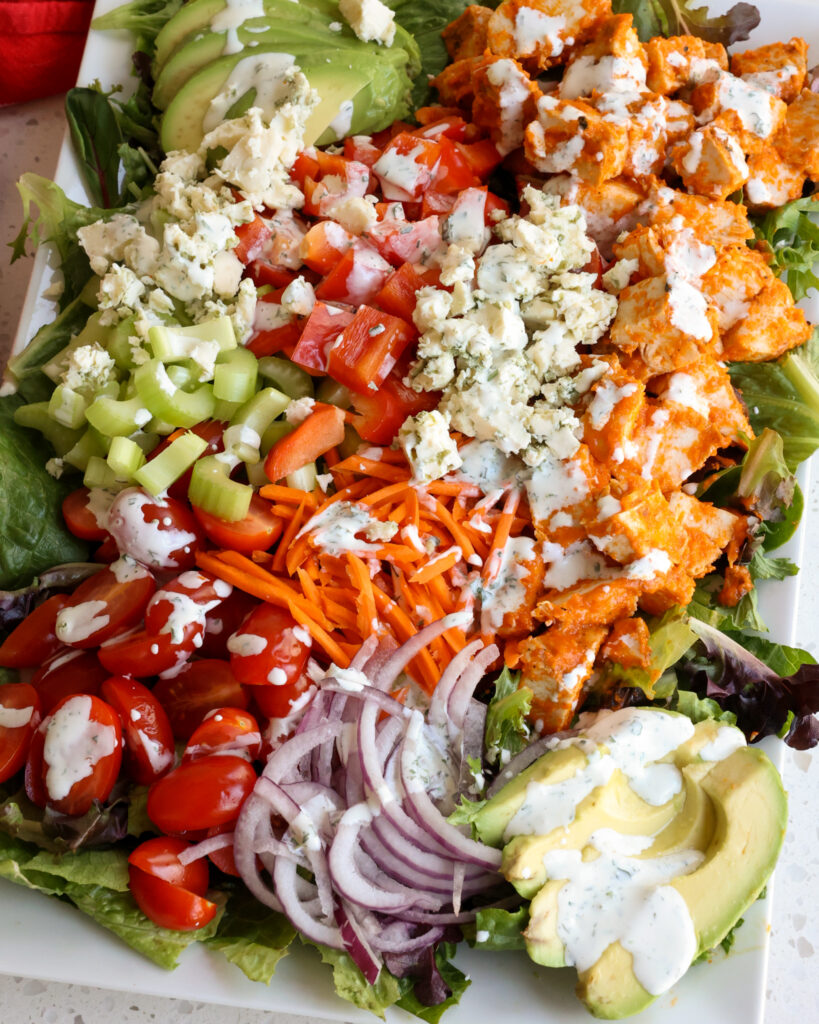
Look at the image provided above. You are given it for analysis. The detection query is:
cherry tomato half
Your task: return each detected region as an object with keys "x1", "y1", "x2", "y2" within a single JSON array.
[
  {"x1": 0, "y1": 683, "x2": 41, "y2": 783},
  {"x1": 106, "y1": 488, "x2": 204, "y2": 571},
  {"x1": 147, "y1": 754, "x2": 257, "y2": 833},
  {"x1": 62, "y1": 487, "x2": 110, "y2": 542},
  {"x1": 97, "y1": 628, "x2": 197, "y2": 678},
  {"x1": 192, "y1": 494, "x2": 284, "y2": 554},
  {"x1": 100, "y1": 676, "x2": 175, "y2": 785},
  {"x1": 26, "y1": 693, "x2": 123, "y2": 816},
  {"x1": 199, "y1": 589, "x2": 259, "y2": 660},
  {"x1": 182, "y1": 707, "x2": 262, "y2": 764},
  {"x1": 152, "y1": 659, "x2": 248, "y2": 740},
  {"x1": 128, "y1": 836, "x2": 217, "y2": 931},
  {"x1": 0, "y1": 594, "x2": 69, "y2": 668},
  {"x1": 31, "y1": 648, "x2": 109, "y2": 714},
  {"x1": 227, "y1": 604, "x2": 310, "y2": 689},
  {"x1": 55, "y1": 563, "x2": 156, "y2": 649},
  {"x1": 144, "y1": 571, "x2": 232, "y2": 640},
  {"x1": 204, "y1": 822, "x2": 240, "y2": 877}
]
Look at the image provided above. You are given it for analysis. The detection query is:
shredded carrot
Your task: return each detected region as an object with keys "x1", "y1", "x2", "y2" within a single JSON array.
[
  {"x1": 482, "y1": 489, "x2": 521, "y2": 585},
  {"x1": 346, "y1": 553, "x2": 377, "y2": 636},
  {"x1": 409, "y1": 547, "x2": 460, "y2": 583},
  {"x1": 332, "y1": 454, "x2": 410, "y2": 482},
  {"x1": 259, "y1": 484, "x2": 319, "y2": 509},
  {"x1": 272, "y1": 499, "x2": 306, "y2": 574}
]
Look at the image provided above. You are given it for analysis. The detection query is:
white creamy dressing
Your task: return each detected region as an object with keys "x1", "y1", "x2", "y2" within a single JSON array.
[
  {"x1": 560, "y1": 56, "x2": 647, "y2": 99},
  {"x1": 587, "y1": 379, "x2": 637, "y2": 430},
  {"x1": 109, "y1": 556, "x2": 151, "y2": 584},
  {"x1": 329, "y1": 99, "x2": 355, "y2": 139},
  {"x1": 513, "y1": 9, "x2": 564, "y2": 58},
  {"x1": 479, "y1": 535, "x2": 537, "y2": 632},
  {"x1": 297, "y1": 500, "x2": 398, "y2": 555},
  {"x1": 138, "y1": 730, "x2": 174, "y2": 774},
  {"x1": 705, "y1": 73, "x2": 779, "y2": 138},
  {"x1": 107, "y1": 489, "x2": 197, "y2": 569},
  {"x1": 373, "y1": 144, "x2": 430, "y2": 201},
  {"x1": 0, "y1": 705, "x2": 34, "y2": 729},
  {"x1": 211, "y1": 0, "x2": 267, "y2": 55},
  {"x1": 545, "y1": 829, "x2": 702, "y2": 995},
  {"x1": 486, "y1": 59, "x2": 533, "y2": 155},
  {"x1": 55, "y1": 601, "x2": 110, "y2": 644},
  {"x1": 699, "y1": 726, "x2": 746, "y2": 761},
  {"x1": 254, "y1": 301, "x2": 293, "y2": 331},
  {"x1": 540, "y1": 539, "x2": 671, "y2": 591},
  {"x1": 153, "y1": 590, "x2": 218, "y2": 643},
  {"x1": 227, "y1": 632, "x2": 268, "y2": 657},
  {"x1": 660, "y1": 372, "x2": 710, "y2": 418},
  {"x1": 204, "y1": 52, "x2": 296, "y2": 131},
  {"x1": 43, "y1": 695, "x2": 118, "y2": 802}
]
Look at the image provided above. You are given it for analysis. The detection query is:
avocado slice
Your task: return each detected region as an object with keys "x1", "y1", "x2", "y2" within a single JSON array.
[
  {"x1": 153, "y1": 0, "x2": 339, "y2": 72},
  {"x1": 484, "y1": 710, "x2": 786, "y2": 1020}
]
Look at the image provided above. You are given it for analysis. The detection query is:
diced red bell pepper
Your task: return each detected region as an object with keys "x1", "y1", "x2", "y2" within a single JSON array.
[
  {"x1": 365, "y1": 213, "x2": 442, "y2": 267},
  {"x1": 247, "y1": 321, "x2": 302, "y2": 359},
  {"x1": 370, "y1": 121, "x2": 416, "y2": 149},
  {"x1": 291, "y1": 302, "x2": 355, "y2": 375},
  {"x1": 413, "y1": 116, "x2": 467, "y2": 142},
  {"x1": 348, "y1": 371, "x2": 439, "y2": 445},
  {"x1": 422, "y1": 192, "x2": 457, "y2": 218},
  {"x1": 301, "y1": 221, "x2": 356, "y2": 275},
  {"x1": 314, "y1": 245, "x2": 392, "y2": 306},
  {"x1": 373, "y1": 132, "x2": 442, "y2": 201},
  {"x1": 263, "y1": 403, "x2": 346, "y2": 482},
  {"x1": 233, "y1": 215, "x2": 272, "y2": 264},
  {"x1": 375, "y1": 263, "x2": 430, "y2": 321},
  {"x1": 344, "y1": 135, "x2": 382, "y2": 167},
  {"x1": 247, "y1": 261, "x2": 297, "y2": 289},
  {"x1": 455, "y1": 139, "x2": 504, "y2": 180},
  {"x1": 291, "y1": 151, "x2": 320, "y2": 188},
  {"x1": 326, "y1": 305, "x2": 416, "y2": 395},
  {"x1": 485, "y1": 190, "x2": 511, "y2": 224},
  {"x1": 432, "y1": 136, "x2": 478, "y2": 195}
]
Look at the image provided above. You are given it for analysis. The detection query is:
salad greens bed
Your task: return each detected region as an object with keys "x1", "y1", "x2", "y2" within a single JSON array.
[{"x1": 3, "y1": 0, "x2": 819, "y2": 1017}]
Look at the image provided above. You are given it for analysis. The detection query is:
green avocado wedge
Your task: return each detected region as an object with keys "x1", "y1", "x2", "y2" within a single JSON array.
[
  {"x1": 160, "y1": 45, "x2": 411, "y2": 154},
  {"x1": 475, "y1": 710, "x2": 787, "y2": 1020}
]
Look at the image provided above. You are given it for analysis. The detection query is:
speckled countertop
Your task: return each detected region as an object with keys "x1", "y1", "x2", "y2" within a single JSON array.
[{"x1": 0, "y1": 95, "x2": 817, "y2": 1024}]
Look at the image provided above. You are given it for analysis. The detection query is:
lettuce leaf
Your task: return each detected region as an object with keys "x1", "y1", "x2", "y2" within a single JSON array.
[
  {"x1": 597, "y1": 611, "x2": 697, "y2": 700},
  {"x1": 204, "y1": 886, "x2": 296, "y2": 984},
  {"x1": 394, "y1": 943, "x2": 470, "y2": 1024},
  {"x1": 386, "y1": 0, "x2": 472, "y2": 108},
  {"x1": 309, "y1": 942, "x2": 405, "y2": 1018},
  {"x1": 467, "y1": 906, "x2": 528, "y2": 951},
  {"x1": 671, "y1": 689, "x2": 737, "y2": 726},
  {"x1": 613, "y1": 0, "x2": 759, "y2": 45},
  {"x1": 484, "y1": 667, "x2": 532, "y2": 765},
  {"x1": 91, "y1": 0, "x2": 183, "y2": 52},
  {"x1": 752, "y1": 195, "x2": 819, "y2": 302}
]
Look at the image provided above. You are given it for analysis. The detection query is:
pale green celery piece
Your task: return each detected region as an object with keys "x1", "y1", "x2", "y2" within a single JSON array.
[
  {"x1": 134, "y1": 430, "x2": 209, "y2": 496},
  {"x1": 258, "y1": 356, "x2": 314, "y2": 400},
  {"x1": 231, "y1": 387, "x2": 290, "y2": 436},
  {"x1": 134, "y1": 358, "x2": 216, "y2": 428},
  {"x1": 148, "y1": 317, "x2": 237, "y2": 362},
  {"x1": 212, "y1": 398, "x2": 242, "y2": 421},
  {"x1": 260, "y1": 419, "x2": 293, "y2": 454},
  {"x1": 41, "y1": 310, "x2": 110, "y2": 382},
  {"x1": 13, "y1": 402, "x2": 83, "y2": 456},
  {"x1": 86, "y1": 393, "x2": 153, "y2": 437},
  {"x1": 107, "y1": 435, "x2": 146, "y2": 479},
  {"x1": 167, "y1": 362, "x2": 200, "y2": 389},
  {"x1": 188, "y1": 455, "x2": 252, "y2": 521},
  {"x1": 106, "y1": 315, "x2": 140, "y2": 371},
  {"x1": 214, "y1": 346, "x2": 258, "y2": 403},
  {"x1": 47, "y1": 384, "x2": 90, "y2": 429},
  {"x1": 315, "y1": 377, "x2": 351, "y2": 409},
  {"x1": 245, "y1": 460, "x2": 270, "y2": 487},
  {"x1": 286, "y1": 462, "x2": 317, "y2": 492},
  {"x1": 79, "y1": 277, "x2": 101, "y2": 306},
  {"x1": 84, "y1": 454, "x2": 123, "y2": 490},
  {"x1": 338, "y1": 423, "x2": 362, "y2": 459}
]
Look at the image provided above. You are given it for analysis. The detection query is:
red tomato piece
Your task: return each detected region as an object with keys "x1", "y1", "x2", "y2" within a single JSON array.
[
  {"x1": 129, "y1": 865, "x2": 218, "y2": 931},
  {"x1": 233, "y1": 214, "x2": 272, "y2": 264},
  {"x1": 94, "y1": 536, "x2": 120, "y2": 564},
  {"x1": 301, "y1": 221, "x2": 356, "y2": 275},
  {"x1": 314, "y1": 245, "x2": 392, "y2": 306},
  {"x1": 199, "y1": 590, "x2": 259, "y2": 661},
  {"x1": 183, "y1": 707, "x2": 262, "y2": 763},
  {"x1": 152, "y1": 659, "x2": 248, "y2": 740},
  {"x1": 374, "y1": 263, "x2": 431, "y2": 321},
  {"x1": 455, "y1": 139, "x2": 504, "y2": 179},
  {"x1": 349, "y1": 371, "x2": 439, "y2": 445},
  {"x1": 325, "y1": 305, "x2": 415, "y2": 394},
  {"x1": 0, "y1": 594, "x2": 70, "y2": 668},
  {"x1": 147, "y1": 754, "x2": 257, "y2": 832},
  {"x1": 227, "y1": 603, "x2": 311, "y2": 689},
  {"x1": 32, "y1": 648, "x2": 109, "y2": 713},
  {"x1": 0, "y1": 683, "x2": 41, "y2": 784},
  {"x1": 100, "y1": 676, "x2": 175, "y2": 785},
  {"x1": 374, "y1": 132, "x2": 442, "y2": 201},
  {"x1": 365, "y1": 213, "x2": 443, "y2": 267},
  {"x1": 291, "y1": 301, "x2": 355, "y2": 375},
  {"x1": 144, "y1": 571, "x2": 231, "y2": 639},
  {"x1": 62, "y1": 488, "x2": 110, "y2": 541},
  {"x1": 247, "y1": 678, "x2": 312, "y2": 720},
  {"x1": 432, "y1": 137, "x2": 477, "y2": 195},
  {"x1": 27, "y1": 693, "x2": 123, "y2": 816},
  {"x1": 290, "y1": 150, "x2": 320, "y2": 188},
  {"x1": 192, "y1": 494, "x2": 284, "y2": 554},
  {"x1": 204, "y1": 823, "x2": 241, "y2": 877},
  {"x1": 106, "y1": 489, "x2": 204, "y2": 571},
  {"x1": 129, "y1": 836, "x2": 210, "y2": 890},
  {"x1": 54, "y1": 562, "x2": 156, "y2": 649},
  {"x1": 97, "y1": 628, "x2": 196, "y2": 678},
  {"x1": 343, "y1": 135, "x2": 381, "y2": 166},
  {"x1": 263, "y1": 402, "x2": 346, "y2": 482}
]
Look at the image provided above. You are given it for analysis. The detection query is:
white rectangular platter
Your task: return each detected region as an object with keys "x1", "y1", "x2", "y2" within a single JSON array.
[{"x1": 3, "y1": 0, "x2": 817, "y2": 1021}]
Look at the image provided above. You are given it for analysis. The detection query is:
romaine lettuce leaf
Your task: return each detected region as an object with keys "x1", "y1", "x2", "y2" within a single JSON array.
[
  {"x1": 309, "y1": 942, "x2": 405, "y2": 1018},
  {"x1": 204, "y1": 886, "x2": 296, "y2": 984},
  {"x1": 467, "y1": 906, "x2": 528, "y2": 951}
]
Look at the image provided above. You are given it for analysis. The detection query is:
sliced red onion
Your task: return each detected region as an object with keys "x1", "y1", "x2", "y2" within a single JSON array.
[
  {"x1": 452, "y1": 861, "x2": 465, "y2": 916},
  {"x1": 375, "y1": 612, "x2": 472, "y2": 692},
  {"x1": 428, "y1": 639, "x2": 484, "y2": 730},
  {"x1": 262, "y1": 721, "x2": 342, "y2": 783},
  {"x1": 177, "y1": 832, "x2": 234, "y2": 865},
  {"x1": 274, "y1": 855, "x2": 342, "y2": 949},
  {"x1": 371, "y1": 923, "x2": 445, "y2": 954},
  {"x1": 447, "y1": 645, "x2": 499, "y2": 734},
  {"x1": 336, "y1": 901, "x2": 382, "y2": 985}
]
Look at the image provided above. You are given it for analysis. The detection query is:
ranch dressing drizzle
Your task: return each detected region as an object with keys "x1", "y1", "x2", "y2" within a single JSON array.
[
  {"x1": 204, "y1": 52, "x2": 297, "y2": 132},
  {"x1": 43, "y1": 695, "x2": 118, "y2": 802},
  {"x1": 211, "y1": 0, "x2": 267, "y2": 55},
  {"x1": 544, "y1": 828, "x2": 703, "y2": 995}
]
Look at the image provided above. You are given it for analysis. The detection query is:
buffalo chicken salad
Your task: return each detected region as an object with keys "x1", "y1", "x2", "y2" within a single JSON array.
[{"x1": 1, "y1": 0, "x2": 819, "y2": 1018}]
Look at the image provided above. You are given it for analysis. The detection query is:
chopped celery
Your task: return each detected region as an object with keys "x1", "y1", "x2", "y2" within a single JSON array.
[
  {"x1": 166, "y1": 363, "x2": 200, "y2": 389},
  {"x1": 214, "y1": 346, "x2": 258, "y2": 403},
  {"x1": 258, "y1": 356, "x2": 314, "y2": 400},
  {"x1": 188, "y1": 455, "x2": 252, "y2": 521},
  {"x1": 79, "y1": 277, "x2": 101, "y2": 306},
  {"x1": 106, "y1": 315, "x2": 139, "y2": 371},
  {"x1": 47, "y1": 384, "x2": 90, "y2": 429},
  {"x1": 222, "y1": 423, "x2": 260, "y2": 465},
  {"x1": 134, "y1": 430, "x2": 208, "y2": 496},
  {"x1": 84, "y1": 455, "x2": 122, "y2": 490},
  {"x1": 148, "y1": 318, "x2": 237, "y2": 368},
  {"x1": 64, "y1": 428, "x2": 110, "y2": 472},
  {"x1": 134, "y1": 358, "x2": 216, "y2": 428},
  {"x1": 261, "y1": 419, "x2": 293, "y2": 454},
  {"x1": 286, "y1": 462, "x2": 317, "y2": 492},
  {"x1": 107, "y1": 436, "x2": 145, "y2": 479},
  {"x1": 245, "y1": 460, "x2": 270, "y2": 487},
  {"x1": 86, "y1": 393, "x2": 153, "y2": 437},
  {"x1": 316, "y1": 377, "x2": 351, "y2": 409},
  {"x1": 231, "y1": 387, "x2": 290, "y2": 438},
  {"x1": 41, "y1": 310, "x2": 110, "y2": 382},
  {"x1": 13, "y1": 402, "x2": 83, "y2": 456},
  {"x1": 212, "y1": 398, "x2": 243, "y2": 421}
]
